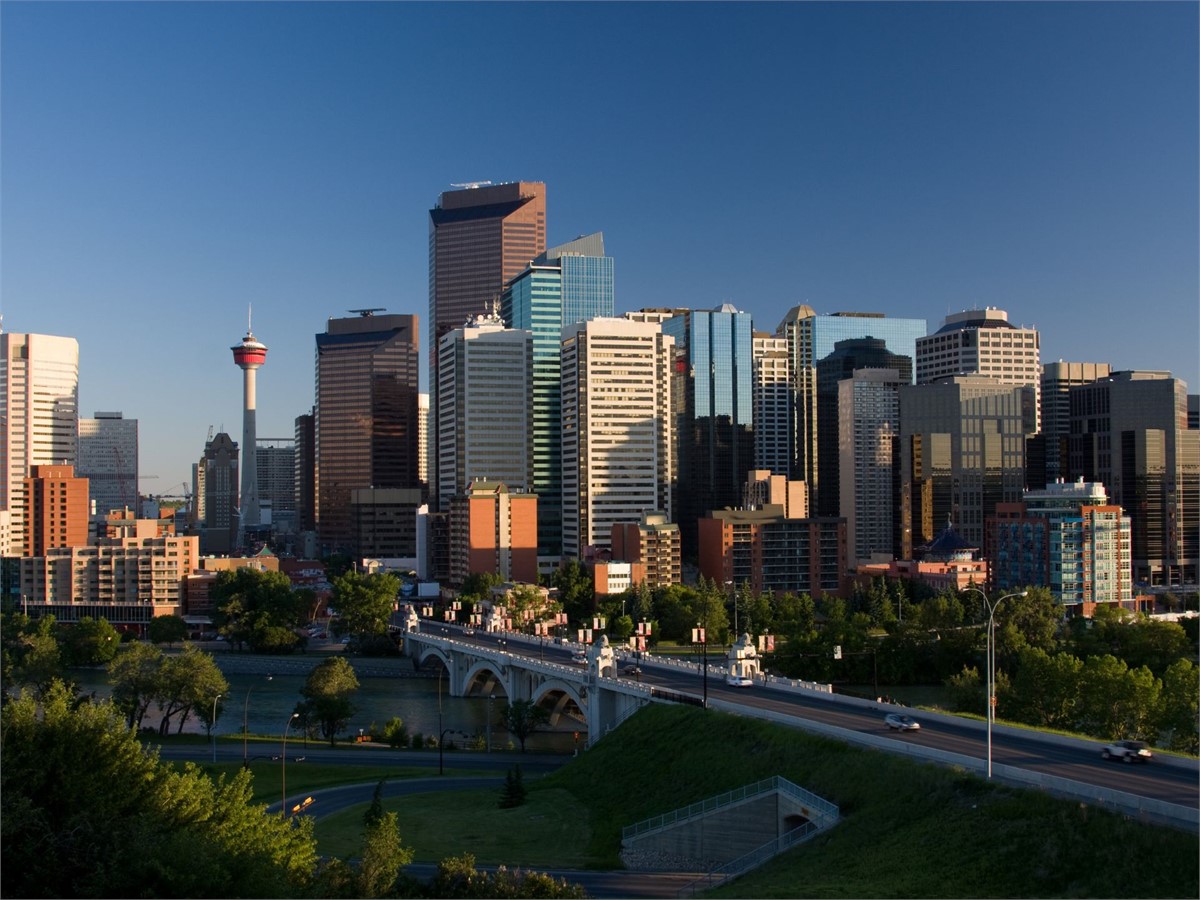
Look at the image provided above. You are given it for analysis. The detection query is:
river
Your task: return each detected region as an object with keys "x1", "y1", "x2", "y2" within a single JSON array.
[{"x1": 69, "y1": 661, "x2": 579, "y2": 754}]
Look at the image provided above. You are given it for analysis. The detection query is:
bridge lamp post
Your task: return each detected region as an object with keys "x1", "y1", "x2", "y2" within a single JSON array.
[
  {"x1": 962, "y1": 587, "x2": 1027, "y2": 779},
  {"x1": 281, "y1": 712, "x2": 299, "y2": 818},
  {"x1": 693, "y1": 623, "x2": 708, "y2": 709}
]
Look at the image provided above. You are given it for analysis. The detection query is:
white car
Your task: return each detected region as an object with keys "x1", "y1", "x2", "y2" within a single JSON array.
[
  {"x1": 884, "y1": 713, "x2": 920, "y2": 732},
  {"x1": 1101, "y1": 739, "x2": 1152, "y2": 763},
  {"x1": 725, "y1": 674, "x2": 753, "y2": 688}
]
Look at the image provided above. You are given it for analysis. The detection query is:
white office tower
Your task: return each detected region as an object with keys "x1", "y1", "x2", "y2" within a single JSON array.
[
  {"x1": 916, "y1": 307, "x2": 1041, "y2": 429},
  {"x1": 1, "y1": 331, "x2": 80, "y2": 557},
  {"x1": 77, "y1": 412, "x2": 139, "y2": 519},
  {"x1": 437, "y1": 310, "x2": 533, "y2": 504},
  {"x1": 838, "y1": 369, "x2": 902, "y2": 566},
  {"x1": 560, "y1": 318, "x2": 674, "y2": 559},
  {"x1": 752, "y1": 331, "x2": 792, "y2": 475}
]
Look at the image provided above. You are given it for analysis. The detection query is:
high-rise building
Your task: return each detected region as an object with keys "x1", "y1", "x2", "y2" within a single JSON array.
[
  {"x1": 742, "y1": 469, "x2": 808, "y2": 519},
  {"x1": 24, "y1": 465, "x2": 89, "y2": 555},
  {"x1": 1068, "y1": 371, "x2": 1197, "y2": 585},
  {"x1": 429, "y1": 182, "x2": 547, "y2": 505},
  {"x1": 77, "y1": 411, "x2": 138, "y2": 520},
  {"x1": 503, "y1": 232, "x2": 613, "y2": 558},
  {"x1": 199, "y1": 432, "x2": 238, "y2": 555},
  {"x1": 1040, "y1": 362, "x2": 1112, "y2": 485},
  {"x1": 751, "y1": 332, "x2": 791, "y2": 476},
  {"x1": 610, "y1": 511, "x2": 682, "y2": 588},
  {"x1": 231, "y1": 323, "x2": 268, "y2": 545},
  {"x1": 775, "y1": 307, "x2": 926, "y2": 513},
  {"x1": 916, "y1": 307, "x2": 1041, "y2": 429},
  {"x1": 315, "y1": 311, "x2": 420, "y2": 555},
  {"x1": 1, "y1": 332, "x2": 80, "y2": 558},
  {"x1": 437, "y1": 309, "x2": 533, "y2": 505},
  {"x1": 658, "y1": 305, "x2": 755, "y2": 558},
  {"x1": 839, "y1": 369, "x2": 903, "y2": 566},
  {"x1": 293, "y1": 410, "x2": 315, "y2": 534},
  {"x1": 816, "y1": 337, "x2": 912, "y2": 517},
  {"x1": 449, "y1": 480, "x2": 539, "y2": 586},
  {"x1": 899, "y1": 376, "x2": 1035, "y2": 555},
  {"x1": 988, "y1": 480, "x2": 1132, "y2": 610},
  {"x1": 560, "y1": 318, "x2": 674, "y2": 559},
  {"x1": 418, "y1": 393, "x2": 429, "y2": 491},
  {"x1": 256, "y1": 438, "x2": 295, "y2": 534}
]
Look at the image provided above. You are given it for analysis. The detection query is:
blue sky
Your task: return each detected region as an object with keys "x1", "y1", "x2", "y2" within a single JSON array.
[{"x1": 2, "y1": 1, "x2": 1197, "y2": 489}]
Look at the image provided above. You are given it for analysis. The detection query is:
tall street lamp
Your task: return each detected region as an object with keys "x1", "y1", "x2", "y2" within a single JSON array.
[
  {"x1": 211, "y1": 693, "x2": 222, "y2": 763},
  {"x1": 962, "y1": 587, "x2": 1028, "y2": 779},
  {"x1": 281, "y1": 712, "x2": 300, "y2": 818},
  {"x1": 243, "y1": 674, "x2": 273, "y2": 769},
  {"x1": 693, "y1": 623, "x2": 708, "y2": 709}
]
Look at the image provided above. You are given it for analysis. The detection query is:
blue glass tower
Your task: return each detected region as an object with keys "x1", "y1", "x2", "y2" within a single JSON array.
[
  {"x1": 661, "y1": 305, "x2": 755, "y2": 558},
  {"x1": 502, "y1": 233, "x2": 614, "y2": 560}
]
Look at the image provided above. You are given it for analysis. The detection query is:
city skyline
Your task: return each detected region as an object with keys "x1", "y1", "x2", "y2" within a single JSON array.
[{"x1": 2, "y1": 1, "x2": 1196, "y2": 487}]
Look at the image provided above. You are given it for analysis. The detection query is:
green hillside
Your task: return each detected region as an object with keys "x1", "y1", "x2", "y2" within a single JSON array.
[{"x1": 536, "y1": 704, "x2": 1198, "y2": 898}]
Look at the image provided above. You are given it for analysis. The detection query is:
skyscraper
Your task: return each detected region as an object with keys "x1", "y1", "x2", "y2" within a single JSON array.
[
  {"x1": 775, "y1": 307, "x2": 926, "y2": 514},
  {"x1": 436, "y1": 309, "x2": 533, "y2": 504},
  {"x1": 839, "y1": 369, "x2": 903, "y2": 566},
  {"x1": 231, "y1": 322, "x2": 268, "y2": 547},
  {"x1": 899, "y1": 376, "x2": 1035, "y2": 555},
  {"x1": 560, "y1": 318, "x2": 674, "y2": 559},
  {"x1": 315, "y1": 311, "x2": 420, "y2": 555},
  {"x1": 502, "y1": 232, "x2": 614, "y2": 558},
  {"x1": 77, "y1": 411, "x2": 138, "y2": 519},
  {"x1": 751, "y1": 332, "x2": 791, "y2": 476},
  {"x1": 659, "y1": 305, "x2": 755, "y2": 557},
  {"x1": 916, "y1": 307, "x2": 1041, "y2": 429},
  {"x1": 429, "y1": 182, "x2": 547, "y2": 505},
  {"x1": 1068, "y1": 371, "x2": 1197, "y2": 585},
  {"x1": 1, "y1": 332, "x2": 80, "y2": 557},
  {"x1": 1040, "y1": 361, "x2": 1111, "y2": 485},
  {"x1": 199, "y1": 432, "x2": 238, "y2": 555},
  {"x1": 815, "y1": 337, "x2": 912, "y2": 518}
]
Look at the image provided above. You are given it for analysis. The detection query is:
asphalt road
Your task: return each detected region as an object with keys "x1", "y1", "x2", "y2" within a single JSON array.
[{"x1": 447, "y1": 627, "x2": 1199, "y2": 811}]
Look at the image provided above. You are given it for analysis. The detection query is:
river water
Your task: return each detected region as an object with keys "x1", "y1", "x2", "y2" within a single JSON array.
[{"x1": 70, "y1": 664, "x2": 578, "y2": 754}]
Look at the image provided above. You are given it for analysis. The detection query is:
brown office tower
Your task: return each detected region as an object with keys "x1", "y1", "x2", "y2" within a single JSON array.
[
  {"x1": 315, "y1": 311, "x2": 421, "y2": 556},
  {"x1": 24, "y1": 465, "x2": 89, "y2": 555},
  {"x1": 428, "y1": 181, "x2": 546, "y2": 506}
]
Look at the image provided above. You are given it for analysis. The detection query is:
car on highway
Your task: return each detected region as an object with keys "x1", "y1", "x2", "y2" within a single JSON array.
[
  {"x1": 571, "y1": 650, "x2": 588, "y2": 665},
  {"x1": 884, "y1": 713, "x2": 920, "y2": 731},
  {"x1": 622, "y1": 664, "x2": 642, "y2": 676},
  {"x1": 1101, "y1": 739, "x2": 1153, "y2": 763},
  {"x1": 725, "y1": 674, "x2": 753, "y2": 687}
]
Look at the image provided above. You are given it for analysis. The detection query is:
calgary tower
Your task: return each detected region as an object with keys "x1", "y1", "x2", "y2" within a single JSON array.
[{"x1": 231, "y1": 311, "x2": 267, "y2": 549}]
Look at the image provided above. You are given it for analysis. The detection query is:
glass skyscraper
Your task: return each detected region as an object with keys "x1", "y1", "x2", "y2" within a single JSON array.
[
  {"x1": 776, "y1": 306, "x2": 926, "y2": 516},
  {"x1": 502, "y1": 232, "x2": 613, "y2": 560},
  {"x1": 660, "y1": 305, "x2": 755, "y2": 558}
]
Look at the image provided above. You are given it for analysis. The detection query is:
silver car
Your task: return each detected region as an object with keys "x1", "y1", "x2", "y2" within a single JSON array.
[
  {"x1": 1101, "y1": 739, "x2": 1152, "y2": 763},
  {"x1": 884, "y1": 713, "x2": 920, "y2": 732}
]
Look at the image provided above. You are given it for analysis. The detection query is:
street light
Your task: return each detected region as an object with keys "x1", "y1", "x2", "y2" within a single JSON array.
[
  {"x1": 962, "y1": 587, "x2": 1028, "y2": 779},
  {"x1": 243, "y1": 674, "x2": 273, "y2": 769},
  {"x1": 281, "y1": 712, "x2": 300, "y2": 818},
  {"x1": 211, "y1": 693, "x2": 222, "y2": 763},
  {"x1": 486, "y1": 694, "x2": 495, "y2": 753},
  {"x1": 693, "y1": 623, "x2": 708, "y2": 709}
]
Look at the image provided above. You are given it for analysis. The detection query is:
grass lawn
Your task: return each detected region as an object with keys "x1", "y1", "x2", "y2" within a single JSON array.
[{"x1": 314, "y1": 787, "x2": 594, "y2": 867}]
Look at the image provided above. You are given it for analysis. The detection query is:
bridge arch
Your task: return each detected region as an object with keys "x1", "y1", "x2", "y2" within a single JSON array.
[
  {"x1": 462, "y1": 660, "x2": 511, "y2": 699},
  {"x1": 529, "y1": 679, "x2": 587, "y2": 727}
]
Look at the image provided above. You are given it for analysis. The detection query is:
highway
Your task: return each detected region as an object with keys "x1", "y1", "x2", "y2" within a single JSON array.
[{"x1": 445, "y1": 625, "x2": 1199, "y2": 812}]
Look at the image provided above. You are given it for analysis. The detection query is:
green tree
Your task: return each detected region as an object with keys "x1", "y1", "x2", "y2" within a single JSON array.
[
  {"x1": 212, "y1": 567, "x2": 304, "y2": 652},
  {"x1": 152, "y1": 645, "x2": 229, "y2": 735},
  {"x1": 302, "y1": 656, "x2": 359, "y2": 746},
  {"x1": 498, "y1": 764, "x2": 527, "y2": 808},
  {"x1": 331, "y1": 570, "x2": 400, "y2": 638},
  {"x1": 148, "y1": 613, "x2": 189, "y2": 647},
  {"x1": 1005, "y1": 646, "x2": 1083, "y2": 729},
  {"x1": 552, "y1": 558, "x2": 594, "y2": 624},
  {"x1": 428, "y1": 853, "x2": 586, "y2": 899},
  {"x1": 500, "y1": 699, "x2": 550, "y2": 752},
  {"x1": 1, "y1": 681, "x2": 318, "y2": 899},
  {"x1": 1076, "y1": 654, "x2": 1161, "y2": 740},
  {"x1": 10, "y1": 618, "x2": 66, "y2": 700},
  {"x1": 1154, "y1": 658, "x2": 1199, "y2": 754},
  {"x1": 358, "y1": 809, "x2": 413, "y2": 897},
  {"x1": 59, "y1": 616, "x2": 121, "y2": 666},
  {"x1": 109, "y1": 640, "x2": 166, "y2": 729}
]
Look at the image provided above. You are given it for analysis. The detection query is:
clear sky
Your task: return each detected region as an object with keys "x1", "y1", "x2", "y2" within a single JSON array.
[{"x1": 2, "y1": 1, "x2": 1197, "y2": 490}]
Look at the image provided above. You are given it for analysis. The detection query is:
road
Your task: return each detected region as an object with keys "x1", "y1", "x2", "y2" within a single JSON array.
[{"x1": 445, "y1": 626, "x2": 1199, "y2": 812}]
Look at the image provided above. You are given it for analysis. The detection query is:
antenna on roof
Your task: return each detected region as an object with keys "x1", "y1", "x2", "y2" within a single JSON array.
[{"x1": 450, "y1": 181, "x2": 493, "y2": 190}]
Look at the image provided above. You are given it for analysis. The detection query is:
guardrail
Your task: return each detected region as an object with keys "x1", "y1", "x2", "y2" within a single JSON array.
[
  {"x1": 676, "y1": 820, "x2": 823, "y2": 897},
  {"x1": 622, "y1": 775, "x2": 837, "y2": 842}
]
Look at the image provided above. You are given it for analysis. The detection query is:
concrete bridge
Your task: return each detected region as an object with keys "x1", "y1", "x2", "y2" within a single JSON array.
[{"x1": 402, "y1": 630, "x2": 656, "y2": 744}]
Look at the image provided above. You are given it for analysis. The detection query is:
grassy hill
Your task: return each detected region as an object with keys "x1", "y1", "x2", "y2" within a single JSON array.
[{"x1": 533, "y1": 704, "x2": 1198, "y2": 898}]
